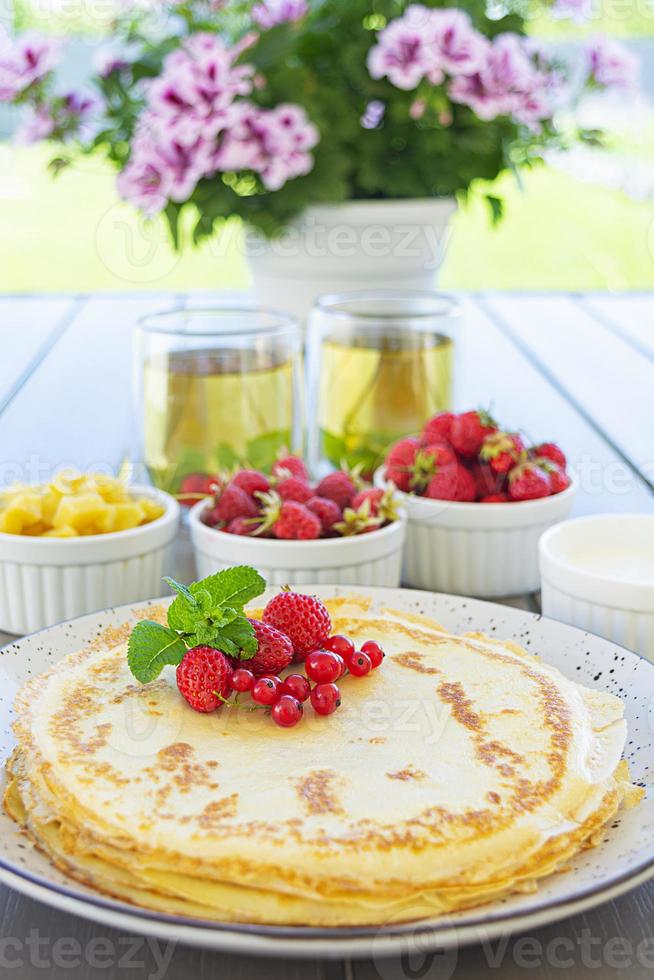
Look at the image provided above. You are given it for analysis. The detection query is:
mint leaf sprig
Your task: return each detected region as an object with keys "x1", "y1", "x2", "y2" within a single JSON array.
[{"x1": 127, "y1": 566, "x2": 266, "y2": 684}]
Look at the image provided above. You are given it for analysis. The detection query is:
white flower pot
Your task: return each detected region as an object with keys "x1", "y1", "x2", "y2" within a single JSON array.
[
  {"x1": 189, "y1": 499, "x2": 407, "y2": 588},
  {"x1": 246, "y1": 198, "x2": 457, "y2": 323}
]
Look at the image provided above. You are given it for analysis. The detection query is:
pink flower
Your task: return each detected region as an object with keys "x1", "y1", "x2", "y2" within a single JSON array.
[
  {"x1": 15, "y1": 104, "x2": 55, "y2": 143},
  {"x1": 252, "y1": 0, "x2": 308, "y2": 29},
  {"x1": 148, "y1": 33, "x2": 253, "y2": 122},
  {"x1": 430, "y1": 9, "x2": 488, "y2": 78},
  {"x1": 216, "y1": 102, "x2": 318, "y2": 190},
  {"x1": 0, "y1": 31, "x2": 63, "y2": 102},
  {"x1": 367, "y1": 5, "x2": 435, "y2": 90},
  {"x1": 93, "y1": 46, "x2": 130, "y2": 78},
  {"x1": 585, "y1": 36, "x2": 640, "y2": 89},
  {"x1": 367, "y1": 5, "x2": 487, "y2": 89},
  {"x1": 117, "y1": 147, "x2": 173, "y2": 216},
  {"x1": 449, "y1": 33, "x2": 553, "y2": 128},
  {"x1": 15, "y1": 88, "x2": 97, "y2": 144}
]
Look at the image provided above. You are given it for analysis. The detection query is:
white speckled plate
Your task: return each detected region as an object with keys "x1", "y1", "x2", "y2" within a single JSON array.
[{"x1": 0, "y1": 587, "x2": 652, "y2": 959}]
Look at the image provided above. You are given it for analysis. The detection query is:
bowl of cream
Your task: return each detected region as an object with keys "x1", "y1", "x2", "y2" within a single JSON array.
[{"x1": 539, "y1": 514, "x2": 654, "y2": 661}]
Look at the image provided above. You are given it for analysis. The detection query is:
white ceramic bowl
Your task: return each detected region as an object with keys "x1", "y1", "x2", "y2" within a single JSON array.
[
  {"x1": 189, "y1": 499, "x2": 406, "y2": 587},
  {"x1": 0, "y1": 485, "x2": 179, "y2": 635},
  {"x1": 540, "y1": 514, "x2": 654, "y2": 662},
  {"x1": 374, "y1": 468, "x2": 577, "y2": 597}
]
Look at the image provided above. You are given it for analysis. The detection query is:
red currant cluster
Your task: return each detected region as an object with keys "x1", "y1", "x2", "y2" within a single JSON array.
[{"x1": 228, "y1": 635, "x2": 384, "y2": 728}]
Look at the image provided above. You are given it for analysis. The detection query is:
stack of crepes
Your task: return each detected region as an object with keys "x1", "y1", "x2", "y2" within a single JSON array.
[{"x1": 4, "y1": 596, "x2": 642, "y2": 927}]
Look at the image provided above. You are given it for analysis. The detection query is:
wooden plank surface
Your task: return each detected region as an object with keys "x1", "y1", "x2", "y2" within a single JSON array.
[
  {"x1": 481, "y1": 294, "x2": 654, "y2": 493},
  {"x1": 0, "y1": 292, "x2": 651, "y2": 980},
  {"x1": 0, "y1": 296, "x2": 82, "y2": 414},
  {"x1": 582, "y1": 294, "x2": 654, "y2": 360}
]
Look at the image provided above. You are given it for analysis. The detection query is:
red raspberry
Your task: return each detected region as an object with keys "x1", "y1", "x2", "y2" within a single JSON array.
[
  {"x1": 179, "y1": 473, "x2": 220, "y2": 507},
  {"x1": 230, "y1": 619, "x2": 293, "y2": 677},
  {"x1": 315, "y1": 470, "x2": 357, "y2": 510},
  {"x1": 508, "y1": 461, "x2": 551, "y2": 501},
  {"x1": 176, "y1": 646, "x2": 233, "y2": 714},
  {"x1": 385, "y1": 437, "x2": 420, "y2": 492},
  {"x1": 210, "y1": 485, "x2": 258, "y2": 524},
  {"x1": 455, "y1": 464, "x2": 477, "y2": 502},
  {"x1": 272, "y1": 454, "x2": 308, "y2": 481},
  {"x1": 272, "y1": 501, "x2": 322, "y2": 540},
  {"x1": 532, "y1": 442, "x2": 566, "y2": 470},
  {"x1": 480, "y1": 431, "x2": 525, "y2": 474},
  {"x1": 306, "y1": 495, "x2": 342, "y2": 534},
  {"x1": 480, "y1": 493, "x2": 509, "y2": 503},
  {"x1": 420, "y1": 412, "x2": 455, "y2": 446},
  {"x1": 271, "y1": 695, "x2": 303, "y2": 728},
  {"x1": 231, "y1": 469, "x2": 270, "y2": 497},
  {"x1": 450, "y1": 410, "x2": 498, "y2": 457},
  {"x1": 276, "y1": 476, "x2": 314, "y2": 503},
  {"x1": 225, "y1": 516, "x2": 257, "y2": 536},
  {"x1": 310, "y1": 682, "x2": 341, "y2": 716},
  {"x1": 263, "y1": 590, "x2": 332, "y2": 660}
]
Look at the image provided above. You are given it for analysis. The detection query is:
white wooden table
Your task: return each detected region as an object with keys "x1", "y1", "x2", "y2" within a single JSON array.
[{"x1": 0, "y1": 292, "x2": 653, "y2": 979}]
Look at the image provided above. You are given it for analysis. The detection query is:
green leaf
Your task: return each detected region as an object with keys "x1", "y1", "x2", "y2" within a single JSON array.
[
  {"x1": 485, "y1": 194, "x2": 504, "y2": 225},
  {"x1": 215, "y1": 443, "x2": 243, "y2": 471},
  {"x1": 215, "y1": 615, "x2": 258, "y2": 660},
  {"x1": 127, "y1": 621, "x2": 188, "y2": 684},
  {"x1": 245, "y1": 429, "x2": 291, "y2": 471},
  {"x1": 164, "y1": 577, "x2": 198, "y2": 608},
  {"x1": 190, "y1": 566, "x2": 266, "y2": 613}
]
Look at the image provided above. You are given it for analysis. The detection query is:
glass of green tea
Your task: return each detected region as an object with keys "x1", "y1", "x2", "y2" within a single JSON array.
[
  {"x1": 307, "y1": 291, "x2": 460, "y2": 479},
  {"x1": 136, "y1": 308, "x2": 301, "y2": 494}
]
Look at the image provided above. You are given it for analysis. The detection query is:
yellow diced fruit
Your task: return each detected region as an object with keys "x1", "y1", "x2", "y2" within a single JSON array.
[
  {"x1": 22, "y1": 522, "x2": 47, "y2": 536},
  {"x1": 140, "y1": 499, "x2": 165, "y2": 522},
  {"x1": 0, "y1": 510, "x2": 24, "y2": 535},
  {"x1": 5, "y1": 492, "x2": 43, "y2": 527},
  {"x1": 112, "y1": 501, "x2": 146, "y2": 531},
  {"x1": 43, "y1": 525, "x2": 78, "y2": 538},
  {"x1": 42, "y1": 488, "x2": 63, "y2": 526},
  {"x1": 53, "y1": 493, "x2": 109, "y2": 532}
]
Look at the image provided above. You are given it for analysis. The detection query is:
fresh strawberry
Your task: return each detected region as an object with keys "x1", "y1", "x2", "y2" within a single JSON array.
[
  {"x1": 178, "y1": 472, "x2": 220, "y2": 506},
  {"x1": 385, "y1": 437, "x2": 419, "y2": 492},
  {"x1": 410, "y1": 442, "x2": 457, "y2": 492},
  {"x1": 272, "y1": 501, "x2": 322, "y2": 540},
  {"x1": 176, "y1": 646, "x2": 233, "y2": 713},
  {"x1": 455, "y1": 464, "x2": 477, "y2": 501},
  {"x1": 425, "y1": 470, "x2": 458, "y2": 500},
  {"x1": 420, "y1": 412, "x2": 455, "y2": 446},
  {"x1": 480, "y1": 492, "x2": 509, "y2": 503},
  {"x1": 508, "y1": 461, "x2": 551, "y2": 501},
  {"x1": 350, "y1": 486, "x2": 399, "y2": 523},
  {"x1": 536, "y1": 459, "x2": 571, "y2": 495},
  {"x1": 468, "y1": 460, "x2": 505, "y2": 498},
  {"x1": 230, "y1": 619, "x2": 293, "y2": 677},
  {"x1": 306, "y1": 495, "x2": 342, "y2": 534},
  {"x1": 230, "y1": 469, "x2": 270, "y2": 497},
  {"x1": 225, "y1": 516, "x2": 258, "y2": 535},
  {"x1": 315, "y1": 470, "x2": 357, "y2": 510},
  {"x1": 263, "y1": 589, "x2": 332, "y2": 660},
  {"x1": 276, "y1": 476, "x2": 314, "y2": 503},
  {"x1": 532, "y1": 442, "x2": 567, "y2": 470},
  {"x1": 450, "y1": 410, "x2": 497, "y2": 457},
  {"x1": 210, "y1": 484, "x2": 259, "y2": 524},
  {"x1": 272, "y1": 453, "x2": 308, "y2": 481},
  {"x1": 480, "y1": 431, "x2": 525, "y2": 474}
]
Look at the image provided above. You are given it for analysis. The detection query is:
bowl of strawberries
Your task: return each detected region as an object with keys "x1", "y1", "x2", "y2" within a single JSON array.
[
  {"x1": 188, "y1": 452, "x2": 406, "y2": 588},
  {"x1": 374, "y1": 409, "x2": 577, "y2": 597}
]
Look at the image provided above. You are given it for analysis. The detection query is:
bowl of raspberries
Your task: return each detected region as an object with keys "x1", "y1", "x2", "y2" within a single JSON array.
[
  {"x1": 375, "y1": 409, "x2": 577, "y2": 597},
  {"x1": 188, "y1": 452, "x2": 406, "y2": 587}
]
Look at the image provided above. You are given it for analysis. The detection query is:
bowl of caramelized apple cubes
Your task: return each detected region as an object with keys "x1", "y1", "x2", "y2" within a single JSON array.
[{"x1": 0, "y1": 473, "x2": 179, "y2": 634}]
